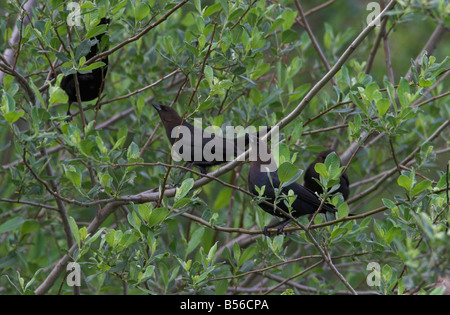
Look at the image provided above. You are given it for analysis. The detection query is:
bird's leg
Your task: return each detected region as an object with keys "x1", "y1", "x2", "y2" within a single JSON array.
[
  {"x1": 262, "y1": 218, "x2": 291, "y2": 237},
  {"x1": 276, "y1": 218, "x2": 292, "y2": 235}
]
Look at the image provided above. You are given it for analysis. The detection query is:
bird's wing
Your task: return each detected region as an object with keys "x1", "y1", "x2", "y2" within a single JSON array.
[
  {"x1": 341, "y1": 172, "x2": 350, "y2": 187},
  {"x1": 287, "y1": 182, "x2": 336, "y2": 213}
]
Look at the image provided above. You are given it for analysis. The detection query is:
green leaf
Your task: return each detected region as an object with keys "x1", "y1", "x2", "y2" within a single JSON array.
[
  {"x1": 193, "y1": 0, "x2": 201, "y2": 13},
  {"x1": 20, "y1": 220, "x2": 39, "y2": 235},
  {"x1": 397, "y1": 175, "x2": 412, "y2": 191},
  {"x1": 219, "y1": 0, "x2": 228, "y2": 15},
  {"x1": 233, "y1": 242, "x2": 241, "y2": 262},
  {"x1": 127, "y1": 211, "x2": 141, "y2": 231},
  {"x1": 135, "y1": 2, "x2": 150, "y2": 21},
  {"x1": 365, "y1": 82, "x2": 380, "y2": 101},
  {"x1": 0, "y1": 217, "x2": 26, "y2": 234},
  {"x1": 350, "y1": 91, "x2": 367, "y2": 115},
  {"x1": 68, "y1": 216, "x2": 80, "y2": 248},
  {"x1": 268, "y1": 17, "x2": 284, "y2": 34},
  {"x1": 112, "y1": 0, "x2": 127, "y2": 14},
  {"x1": 384, "y1": 79, "x2": 397, "y2": 112},
  {"x1": 239, "y1": 246, "x2": 257, "y2": 267},
  {"x1": 324, "y1": 152, "x2": 340, "y2": 175},
  {"x1": 376, "y1": 98, "x2": 390, "y2": 117},
  {"x1": 323, "y1": 23, "x2": 333, "y2": 50},
  {"x1": 186, "y1": 228, "x2": 204, "y2": 255},
  {"x1": 85, "y1": 228, "x2": 105, "y2": 245},
  {"x1": 74, "y1": 39, "x2": 93, "y2": 61},
  {"x1": 277, "y1": 162, "x2": 298, "y2": 183},
  {"x1": 85, "y1": 24, "x2": 107, "y2": 40},
  {"x1": 138, "y1": 265, "x2": 155, "y2": 284},
  {"x1": 204, "y1": 65, "x2": 214, "y2": 87},
  {"x1": 148, "y1": 207, "x2": 168, "y2": 227},
  {"x1": 137, "y1": 204, "x2": 152, "y2": 223},
  {"x1": 412, "y1": 180, "x2": 432, "y2": 196},
  {"x1": 175, "y1": 178, "x2": 194, "y2": 202},
  {"x1": 4, "y1": 110, "x2": 25, "y2": 124},
  {"x1": 65, "y1": 166, "x2": 82, "y2": 187},
  {"x1": 397, "y1": 77, "x2": 410, "y2": 108},
  {"x1": 382, "y1": 198, "x2": 396, "y2": 209},
  {"x1": 80, "y1": 1, "x2": 94, "y2": 9},
  {"x1": 382, "y1": 264, "x2": 392, "y2": 282},
  {"x1": 105, "y1": 229, "x2": 117, "y2": 248},
  {"x1": 281, "y1": 29, "x2": 298, "y2": 44},
  {"x1": 79, "y1": 61, "x2": 106, "y2": 72},
  {"x1": 331, "y1": 227, "x2": 346, "y2": 240},
  {"x1": 419, "y1": 77, "x2": 433, "y2": 87},
  {"x1": 281, "y1": 9, "x2": 297, "y2": 30},
  {"x1": 24, "y1": 268, "x2": 43, "y2": 292},
  {"x1": 204, "y1": 3, "x2": 222, "y2": 17},
  {"x1": 49, "y1": 86, "x2": 68, "y2": 106},
  {"x1": 337, "y1": 202, "x2": 349, "y2": 218},
  {"x1": 127, "y1": 142, "x2": 140, "y2": 162},
  {"x1": 314, "y1": 163, "x2": 327, "y2": 178}
]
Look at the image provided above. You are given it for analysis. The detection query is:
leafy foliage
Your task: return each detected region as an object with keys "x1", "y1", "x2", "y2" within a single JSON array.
[{"x1": 0, "y1": 0, "x2": 448, "y2": 295}]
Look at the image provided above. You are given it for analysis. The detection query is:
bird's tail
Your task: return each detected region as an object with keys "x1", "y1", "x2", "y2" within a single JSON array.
[{"x1": 320, "y1": 202, "x2": 336, "y2": 214}]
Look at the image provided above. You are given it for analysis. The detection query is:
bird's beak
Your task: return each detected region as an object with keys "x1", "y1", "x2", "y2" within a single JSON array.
[{"x1": 152, "y1": 103, "x2": 162, "y2": 111}]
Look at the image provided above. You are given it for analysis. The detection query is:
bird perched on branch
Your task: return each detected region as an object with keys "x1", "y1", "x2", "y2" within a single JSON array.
[
  {"x1": 248, "y1": 141, "x2": 336, "y2": 236},
  {"x1": 152, "y1": 103, "x2": 262, "y2": 174},
  {"x1": 60, "y1": 17, "x2": 110, "y2": 120},
  {"x1": 303, "y1": 149, "x2": 350, "y2": 200}
]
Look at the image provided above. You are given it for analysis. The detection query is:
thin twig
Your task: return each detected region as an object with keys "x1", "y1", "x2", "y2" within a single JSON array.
[
  {"x1": 264, "y1": 259, "x2": 324, "y2": 295},
  {"x1": 294, "y1": 0, "x2": 336, "y2": 86},
  {"x1": 230, "y1": 0, "x2": 258, "y2": 30},
  {"x1": 389, "y1": 136, "x2": 402, "y2": 176},
  {"x1": 0, "y1": 198, "x2": 59, "y2": 211},
  {"x1": 186, "y1": 23, "x2": 217, "y2": 108}
]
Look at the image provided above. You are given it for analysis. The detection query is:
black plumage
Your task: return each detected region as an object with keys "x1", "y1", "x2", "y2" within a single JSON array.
[
  {"x1": 60, "y1": 17, "x2": 110, "y2": 119},
  {"x1": 303, "y1": 149, "x2": 350, "y2": 200},
  {"x1": 152, "y1": 104, "x2": 254, "y2": 174},
  {"x1": 248, "y1": 144, "x2": 336, "y2": 236}
]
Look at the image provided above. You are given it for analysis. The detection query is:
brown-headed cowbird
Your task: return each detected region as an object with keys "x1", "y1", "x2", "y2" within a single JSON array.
[
  {"x1": 152, "y1": 103, "x2": 258, "y2": 174},
  {"x1": 60, "y1": 17, "x2": 110, "y2": 119},
  {"x1": 303, "y1": 149, "x2": 350, "y2": 200},
  {"x1": 248, "y1": 143, "x2": 336, "y2": 236}
]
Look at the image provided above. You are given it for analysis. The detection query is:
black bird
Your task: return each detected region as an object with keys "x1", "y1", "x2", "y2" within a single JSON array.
[
  {"x1": 60, "y1": 17, "x2": 110, "y2": 119},
  {"x1": 303, "y1": 149, "x2": 350, "y2": 200},
  {"x1": 248, "y1": 142, "x2": 336, "y2": 236},
  {"x1": 152, "y1": 104, "x2": 257, "y2": 174}
]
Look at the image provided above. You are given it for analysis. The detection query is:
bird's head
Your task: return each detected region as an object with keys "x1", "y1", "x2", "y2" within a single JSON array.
[{"x1": 152, "y1": 103, "x2": 182, "y2": 124}]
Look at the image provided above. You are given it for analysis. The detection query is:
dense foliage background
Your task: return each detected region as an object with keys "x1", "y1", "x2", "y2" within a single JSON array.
[{"x1": 0, "y1": 0, "x2": 449, "y2": 295}]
